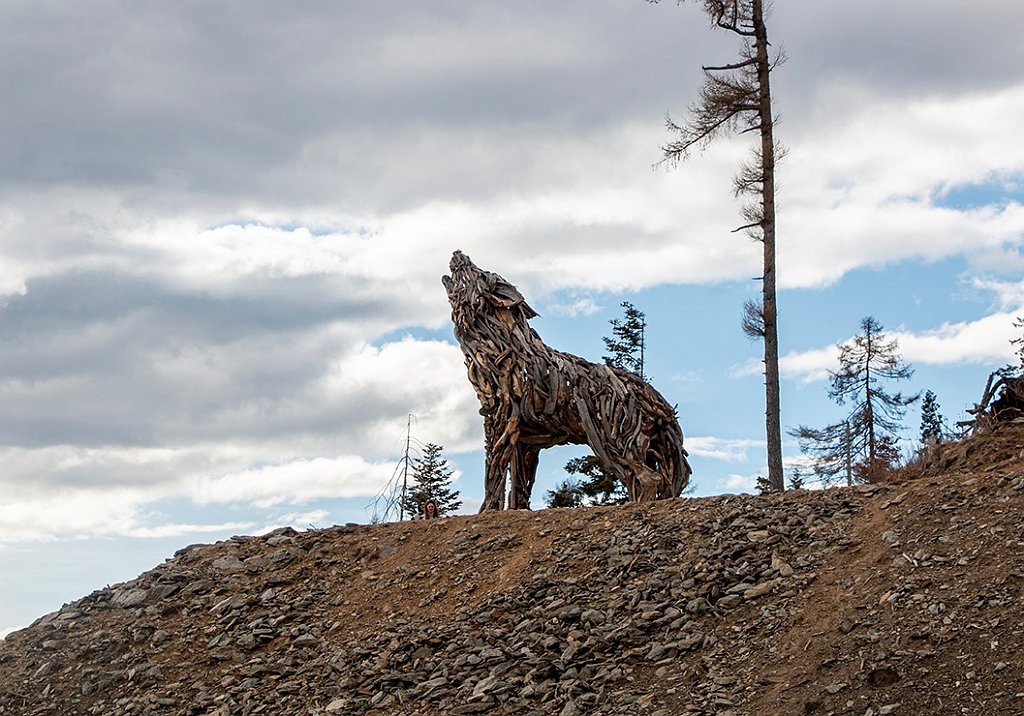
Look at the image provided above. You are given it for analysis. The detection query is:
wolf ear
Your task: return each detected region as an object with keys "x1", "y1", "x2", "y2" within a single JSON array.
[{"x1": 484, "y1": 272, "x2": 538, "y2": 319}]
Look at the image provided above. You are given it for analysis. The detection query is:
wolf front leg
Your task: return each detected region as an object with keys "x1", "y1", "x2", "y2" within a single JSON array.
[
  {"x1": 508, "y1": 444, "x2": 540, "y2": 510},
  {"x1": 480, "y1": 413, "x2": 512, "y2": 511},
  {"x1": 481, "y1": 453, "x2": 510, "y2": 510},
  {"x1": 630, "y1": 464, "x2": 663, "y2": 502}
]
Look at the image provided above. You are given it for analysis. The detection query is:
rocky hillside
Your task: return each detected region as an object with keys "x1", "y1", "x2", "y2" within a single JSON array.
[{"x1": 2, "y1": 427, "x2": 1023, "y2": 716}]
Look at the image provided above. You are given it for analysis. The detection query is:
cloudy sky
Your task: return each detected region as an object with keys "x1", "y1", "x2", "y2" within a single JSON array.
[{"x1": 3, "y1": 0, "x2": 1024, "y2": 634}]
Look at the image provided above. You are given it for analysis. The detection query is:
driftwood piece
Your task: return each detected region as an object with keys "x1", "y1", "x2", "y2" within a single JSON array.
[
  {"x1": 442, "y1": 251, "x2": 692, "y2": 510},
  {"x1": 959, "y1": 373, "x2": 1024, "y2": 433}
]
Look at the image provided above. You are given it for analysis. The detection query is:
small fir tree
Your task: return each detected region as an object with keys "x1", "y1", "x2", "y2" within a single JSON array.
[
  {"x1": 545, "y1": 478, "x2": 585, "y2": 508},
  {"x1": 791, "y1": 420, "x2": 854, "y2": 487},
  {"x1": 603, "y1": 301, "x2": 647, "y2": 380},
  {"x1": 787, "y1": 466, "x2": 805, "y2": 491},
  {"x1": 401, "y1": 443, "x2": 462, "y2": 517},
  {"x1": 919, "y1": 389, "x2": 945, "y2": 446},
  {"x1": 564, "y1": 455, "x2": 628, "y2": 506},
  {"x1": 755, "y1": 474, "x2": 772, "y2": 495}
]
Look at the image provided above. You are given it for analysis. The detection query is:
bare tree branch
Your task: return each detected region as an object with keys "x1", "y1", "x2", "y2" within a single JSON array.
[
  {"x1": 703, "y1": 58, "x2": 758, "y2": 72},
  {"x1": 742, "y1": 298, "x2": 765, "y2": 339}
]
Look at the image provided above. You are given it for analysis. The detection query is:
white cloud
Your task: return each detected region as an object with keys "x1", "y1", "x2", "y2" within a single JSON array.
[
  {"x1": 456, "y1": 497, "x2": 483, "y2": 515},
  {"x1": 973, "y1": 278, "x2": 1024, "y2": 310},
  {"x1": 0, "y1": 487, "x2": 166, "y2": 543},
  {"x1": 4, "y1": 83, "x2": 1023, "y2": 317},
  {"x1": 723, "y1": 473, "x2": 757, "y2": 493},
  {"x1": 0, "y1": 334, "x2": 484, "y2": 542},
  {"x1": 775, "y1": 310, "x2": 1021, "y2": 384},
  {"x1": 547, "y1": 297, "x2": 602, "y2": 318},
  {"x1": 686, "y1": 437, "x2": 764, "y2": 462},
  {"x1": 191, "y1": 456, "x2": 397, "y2": 509},
  {"x1": 899, "y1": 313, "x2": 1021, "y2": 366},
  {"x1": 780, "y1": 346, "x2": 842, "y2": 384},
  {"x1": 778, "y1": 85, "x2": 1024, "y2": 289},
  {"x1": 121, "y1": 521, "x2": 254, "y2": 539},
  {"x1": 316, "y1": 337, "x2": 482, "y2": 455},
  {"x1": 0, "y1": 449, "x2": 397, "y2": 541},
  {"x1": 367, "y1": 23, "x2": 597, "y2": 79}
]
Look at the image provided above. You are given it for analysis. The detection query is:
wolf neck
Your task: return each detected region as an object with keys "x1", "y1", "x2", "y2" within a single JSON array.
[{"x1": 470, "y1": 308, "x2": 542, "y2": 362}]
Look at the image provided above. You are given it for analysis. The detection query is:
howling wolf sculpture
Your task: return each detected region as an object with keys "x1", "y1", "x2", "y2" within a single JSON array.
[{"x1": 443, "y1": 251, "x2": 691, "y2": 510}]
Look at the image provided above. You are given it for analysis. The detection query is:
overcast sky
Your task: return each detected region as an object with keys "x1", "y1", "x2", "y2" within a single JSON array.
[{"x1": 3, "y1": 0, "x2": 1024, "y2": 634}]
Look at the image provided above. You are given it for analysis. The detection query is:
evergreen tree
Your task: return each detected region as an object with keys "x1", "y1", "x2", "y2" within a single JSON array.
[
  {"x1": 755, "y1": 474, "x2": 772, "y2": 495},
  {"x1": 545, "y1": 478, "x2": 585, "y2": 508},
  {"x1": 649, "y1": 0, "x2": 786, "y2": 493},
  {"x1": 401, "y1": 443, "x2": 461, "y2": 517},
  {"x1": 787, "y1": 466, "x2": 805, "y2": 491},
  {"x1": 919, "y1": 389, "x2": 945, "y2": 446},
  {"x1": 564, "y1": 455, "x2": 628, "y2": 506},
  {"x1": 792, "y1": 317, "x2": 917, "y2": 485},
  {"x1": 603, "y1": 301, "x2": 647, "y2": 379}
]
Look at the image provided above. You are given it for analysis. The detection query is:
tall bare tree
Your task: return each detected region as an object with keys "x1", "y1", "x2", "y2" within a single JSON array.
[{"x1": 649, "y1": 0, "x2": 785, "y2": 491}]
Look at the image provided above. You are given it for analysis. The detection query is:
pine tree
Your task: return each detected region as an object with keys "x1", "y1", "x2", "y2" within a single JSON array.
[
  {"x1": 755, "y1": 474, "x2": 771, "y2": 495},
  {"x1": 401, "y1": 443, "x2": 462, "y2": 517},
  {"x1": 564, "y1": 455, "x2": 628, "y2": 506},
  {"x1": 545, "y1": 478, "x2": 585, "y2": 508},
  {"x1": 919, "y1": 389, "x2": 944, "y2": 446},
  {"x1": 649, "y1": 0, "x2": 785, "y2": 493},
  {"x1": 793, "y1": 317, "x2": 917, "y2": 485},
  {"x1": 603, "y1": 301, "x2": 647, "y2": 380},
  {"x1": 787, "y1": 466, "x2": 805, "y2": 490}
]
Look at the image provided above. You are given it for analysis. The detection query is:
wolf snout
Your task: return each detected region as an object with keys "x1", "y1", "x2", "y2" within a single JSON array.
[{"x1": 450, "y1": 250, "x2": 471, "y2": 271}]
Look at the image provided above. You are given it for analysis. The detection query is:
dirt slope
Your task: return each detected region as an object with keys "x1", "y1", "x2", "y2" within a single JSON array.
[{"x1": 1, "y1": 427, "x2": 1023, "y2": 716}]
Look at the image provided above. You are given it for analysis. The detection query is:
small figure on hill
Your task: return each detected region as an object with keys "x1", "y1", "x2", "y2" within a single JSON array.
[{"x1": 401, "y1": 443, "x2": 462, "y2": 519}]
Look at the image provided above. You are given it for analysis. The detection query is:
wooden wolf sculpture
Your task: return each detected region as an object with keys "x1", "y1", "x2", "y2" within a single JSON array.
[{"x1": 443, "y1": 251, "x2": 691, "y2": 510}]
